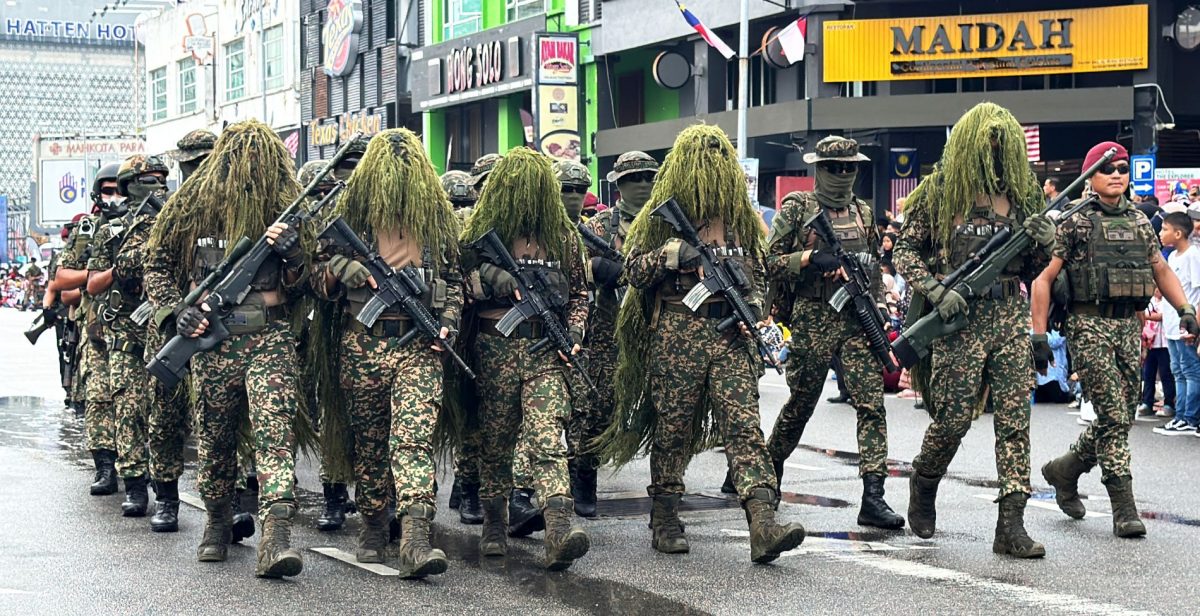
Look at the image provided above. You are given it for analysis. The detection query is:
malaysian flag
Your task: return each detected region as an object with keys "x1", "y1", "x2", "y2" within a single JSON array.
[
  {"x1": 675, "y1": 1, "x2": 735, "y2": 60},
  {"x1": 889, "y1": 148, "x2": 919, "y2": 217},
  {"x1": 1024, "y1": 125, "x2": 1040, "y2": 162}
]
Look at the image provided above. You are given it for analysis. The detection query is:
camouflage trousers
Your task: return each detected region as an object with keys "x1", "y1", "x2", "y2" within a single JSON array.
[
  {"x1": 913, "y1": 296, "x2": 1032, "y2": 497},
  {"x1": 144, "y1": 323, "x2": 190, "y2": 482},
  {"x1": 648, "y1": 309, "x2": 774, "y2": 502},
  {"x1": 109, "y1": 345, "x2": 150, "y2": 478},
  {"x1": 82, "y1": 341, "x2": 116, "y2": 452},
  {"x1": 1066, "y1": 313, "x2": 1139, "y2": 480},
  {"x1": 567, "y1": 307, "x2": 619, "y2": 470},
  {"x1": 340, "y1": 329, "x2": 442, "y2": 514},
  {"x1": 768, "y1": 300, "x2": 889, "y2": 476},
  {"x1": 474, "y1": 330, "x2": 571, "y2": 501},
  {"x1": 455, "y1": 404, "x2": 540, "y2": 489},
  {"x1": 192, "y1": 320, "x2": 298, "y2": 516}
]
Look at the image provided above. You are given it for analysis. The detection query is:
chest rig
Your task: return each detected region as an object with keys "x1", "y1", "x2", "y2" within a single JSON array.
[
  {"x1": 794, "y1": 199, "x2": 870, "y2": 302},
  {"x1": 1066, "y1": 209, "x2": 1155, "y2": 306},
  {"x1": 343, "y1": 243, "x2": 449, "y2": 319},
  {"x1": 191, "y1": 237, "x2": 286, "y2": 334},
  {"x1": 661, "y1": 221, "x2": 756, "y2": 304}
]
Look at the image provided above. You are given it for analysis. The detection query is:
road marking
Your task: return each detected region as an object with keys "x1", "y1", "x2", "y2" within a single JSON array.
[
  {"x1": 310, "y1": 547, "x2": 400, "y2": 576},
  {"x1": 826, "y1": 551, "x2": 1155, "y2": 616},
  {"x1": 971, "y1": 494, "x2": 1110, "y2": 518},
  {"x1": 783, "y1": 463, "x2": 824, "y2": 472},
  {"x1": 0, "y1": 589, "x2": 32, "y2": 595},
  {"x1": 760, "y1": 382, "x2": 790, "y2": 390},
  {"x1": 179, "y1": 492, "x2": 205, "y2": 510},
  {"x1": 720, "y1": 529, "x2": 934, "y2": 554}
]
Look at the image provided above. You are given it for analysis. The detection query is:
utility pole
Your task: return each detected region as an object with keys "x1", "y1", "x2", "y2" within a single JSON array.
[
  {"x1": 737, "y1": 0, "x2": 749, "y2": 159},
  {"x1": 260, "y1": 2, "x2": 268, "y2": 124}
]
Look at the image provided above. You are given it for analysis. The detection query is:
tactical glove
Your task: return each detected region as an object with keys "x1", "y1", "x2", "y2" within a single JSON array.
[
  {"x1": 806, "y1": 249, "x2": 841, "y2": 273},
  {"x1": 925, "y1": 281, "x2": 967, "y2": 321},
  {"x1": 1180, "y1": 304, "x2": 1200, "y2": 338},
  {"x1": 590, "y1": 256, "x2": 623, "y2": 287},
  {"x1": 270, "y1": 223, "x2": 304, "y2": 263},
  {"x1": 176, "y1": 305, "x2": 208, "y2": 338},
  {"x1": 663, "y1": 238, "x2": 702, "y2": 270},
  {"x1": 1031, "y1": 332, "x2": 1054, "y2": 374},
  {"x1": 153, "y1": 306, "x2": 174, "y2": 329},
  {"x1": 1022, "y1": 214, "x2": 1056, "y2": 249},
  {"x1": 328, "y1": 254, "x2": 372, "y2": 289},
  {"x1": 479, "y1": 262, "x2": 519, "y2": 298}
]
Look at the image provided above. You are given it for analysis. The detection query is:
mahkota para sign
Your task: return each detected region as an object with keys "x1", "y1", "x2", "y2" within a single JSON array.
[
  {"x1": 824, "y1": 5, "x2": 1148, "y2": 82},
  {"x1": 533, "y1": 33, "x2": 580, "y2": 162},
  {"x1": 323, "y1": 0, "x2": 364, "y2": 77}
]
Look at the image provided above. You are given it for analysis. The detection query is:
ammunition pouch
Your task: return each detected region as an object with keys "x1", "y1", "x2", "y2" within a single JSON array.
[
  {"x1": 224, "y1": 303, "x2": 289, "y2": 335},
  {"x1": 1068, "y1": 264, "x2": 1155, "y2": 305},
  {"x1": 479, "y1": 317, "x2": 543, "y2": 339},
  {"x1": 661, "y1": 300, "x2": 732, "y2": 320}
]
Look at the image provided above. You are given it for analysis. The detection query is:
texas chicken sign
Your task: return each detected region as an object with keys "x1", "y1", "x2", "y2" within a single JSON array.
[{"x1": 323, "y1": 0, "x2": 364, "y2": 77}]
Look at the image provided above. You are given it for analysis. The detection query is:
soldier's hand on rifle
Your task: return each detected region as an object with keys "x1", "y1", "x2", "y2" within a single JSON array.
[
  {"x1": 558, "y1": 329, "x2": 584, "y2": 365},
  {"x1": 479, "y1": 263, "x2": 519, "y2": 298},
  {"x1": 177, "y1": 302, "x2": 210, "y2": 338},
  {"x1": 1031, "y1": 332, "x2": 1054, "y2": 375},
  {"x1": 590, "y1": 257, "x2": 623, "y2": 287},
  {"x1": 925, "y1": 280, "x2": 967, "y2": 320},
  {"x1": 663, "y1": 238, "x2": 701, "y2": 272},
  {"x1": 431, "y1": 326, "x2": 455, "y2": 352},
  {"x1": 805, "y1": 249, "x2": 841, "y2": 273},
  {"x1": 266, "y1": 222, "x2": 304, "y2": 263},
  {"x1": 1023, "y1": 214, "x2": 1056, "y2": 248},
  {"x1": 328, "y1": 254, "x2": 376, "y2": 289}
]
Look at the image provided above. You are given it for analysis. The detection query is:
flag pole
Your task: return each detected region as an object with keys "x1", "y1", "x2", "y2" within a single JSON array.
[{"x1": 737, "y1": 0, "x2": 749, "y2": 159}]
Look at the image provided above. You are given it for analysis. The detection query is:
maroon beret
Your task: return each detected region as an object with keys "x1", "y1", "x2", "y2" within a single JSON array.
[{"x1": 1083, "y1": 141, "x2": 1128, "y2": 171}]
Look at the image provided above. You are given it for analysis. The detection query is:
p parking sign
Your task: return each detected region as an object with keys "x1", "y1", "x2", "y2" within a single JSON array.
[{"x1": 1132, "y1": 154, "x2": 1156, "y2": 196}]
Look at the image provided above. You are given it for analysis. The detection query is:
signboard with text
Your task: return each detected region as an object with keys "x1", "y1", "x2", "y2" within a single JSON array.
[
  {"x1": 1131, "y1": 154, "x2": 1155, "y2": 196},
  {"x1": 1155, "y1": 168, "x2": 1200, "y2": 203},
  {"x1": 409, "y1": 16, "x2": 542, "y2": 111},
  {"x1": 533, "y1": 33, "x2": 581, "y2": 162},
  {"x1": 38, "y1": 160, "x2": 89, "y2": 226}
]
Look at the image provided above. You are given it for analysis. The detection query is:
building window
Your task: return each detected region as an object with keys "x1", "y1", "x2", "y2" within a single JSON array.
[
  {"x1": 443, "y1": 0, "x2": 482, "y2": 40},
  {"x1": 226, "y1": 39, "x2": 245, "y2": 100},
  {"x1": 506, "y1": 0, "x2": 544, "y2": 21},
  {"x1": 178, "y1": 58, "x2": 197, "y2": 114},
  {"x1": 150, "y1": 66, "x2": 167, "y2": 121},
  {"x1": 264, "y1": 25, "x2": 284, "y2": 90}
]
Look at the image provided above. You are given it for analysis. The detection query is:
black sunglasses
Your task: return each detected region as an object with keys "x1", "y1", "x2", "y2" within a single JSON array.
[
  {"x1": 819, "y1": 162, "x2": 858, "y2": 174},
  {"x1": 1099, "y1": 163, "x2": 1130, "y2": 176},
  {"x1": 562, "y1": 185, "x2": 588, "y2": 195},
  {"x1": 135, "y1": 175, "x2": 164, "y2": 185},
  {"x1": 621, "y1": 172, "x2": 656, "y2": 184},
  {"x1": 99, "y1": 187, "x2": 119, "y2": 196}
]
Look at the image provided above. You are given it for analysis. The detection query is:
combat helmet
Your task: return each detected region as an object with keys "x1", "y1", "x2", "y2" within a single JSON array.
[
  {"x1": 90, "y1": 162, "x2": 122, "y2": 202},
  {"x1": 116, "y1": 154, "x2": 170, "y2": 194},
  {"x1": 469, "y1": 153, "x2": 503, "y2": 188},
  {"x1": 440, "y1": 170, "x2": 476, "y2": 206},
  {"x1": 554, "y1": 159, "x2": 591, "y2": 188},
  {"x1": 169, "y1": 129, "x2": 217, "y2": 162}
]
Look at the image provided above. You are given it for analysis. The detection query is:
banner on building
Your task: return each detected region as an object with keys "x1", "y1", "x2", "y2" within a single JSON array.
[
  {"x1": 0, "y1": 195, "x2": 8, "y2": 262},
  {"x1": 38, "y1": 160, "x2": 89, "y2": 227},
  {"x1": 889, "y1": 148, "x2": 919, "y2": 216},
  {"x1": 533, "y1": 33, "x2": 581, "y2": 162},
  {"x1": 740, "y1": 158, "x2": 760, "y2": 206},
  {"x1": 1155, "y1": 168, "x2": 1200, "y2": 204},
  {"x1": 824, "y1": 5, "x2": 1148, "y2": 82}
]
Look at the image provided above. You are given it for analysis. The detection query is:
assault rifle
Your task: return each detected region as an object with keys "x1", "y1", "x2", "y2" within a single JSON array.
[
  {"x1": 146, "y1": 135, "x2": 362, "y2": 388},
  {"x1": 650, "y1": 197, "x2": 783, "y2": 374},
  {"x1": 892, "y1": 147, "x2": 1118, "y2": 368},
  {"x1": 25, "y1": 304, "x2": 67, "y2": 344},
  {"x1": 59, "y1": 318, "x2": 79, "y2": 393},
  {"x1": 319, "y1": 217, "x2": 476, "y2": 379},
  {"x1": 577, "y1": 221, "x2": 625, "y2": 302},
  {"x1": 100, "y1": 193, "x2": 165, "y2": 326},
  {"x1": 470, "y1": 228, "x2": 598, "y2": 394},
  {"x1": 806, "y1": 208, "x2": 897, "y2": 372}
]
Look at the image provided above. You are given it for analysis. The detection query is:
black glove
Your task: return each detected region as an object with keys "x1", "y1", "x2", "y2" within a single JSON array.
[
  {"x1": 479, "y1": 263, "x2": 518, "y2": 298},
  {"x1": 590, "y1": 256, "x2": 623, "y2": 287},
  {"x1": 808, "y1": 249, "x2": 841, "y2": 273},
  {"x1": 1031, "y1": 333, "x2": 1053, "y2": 374},
  {"x1": 41, "y1": 307, "x2": 59, "y2": 325},
  {"x1": 270, "y1": 223, "x2": 303, "y2": 263},
  {"x1": 1180, "y1": 304, "x2": 1200, "y2": 338},
  {"x1": 176, "y1": 305, "x2": 208, "y2": 338}
]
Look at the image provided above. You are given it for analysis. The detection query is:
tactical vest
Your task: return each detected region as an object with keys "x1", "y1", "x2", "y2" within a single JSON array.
[
  {"x1": 190, "y1": 237, "x2": 285, "y2": 334},
  {"x1": 343, "y1": 244, "x2": 447, "y2": 319},
  {"x1": 478, "y1": 237, "x2": 571, "y2": 315},
  {"x1": 1066, "y1": 208, "x2": 1155, "y2": 305},
  {"x1": 793, "y1": 197, "x2": 872, "y2": 302},
  {"x1": 660, "y1": 219, "x2": 757, "y2": 304},
  {"x1": 96, "y1": 214, "x2": 139, "y2": 321},
  {"x1": 942, "y1": 205, "x2": 1024, "y2": 278}
]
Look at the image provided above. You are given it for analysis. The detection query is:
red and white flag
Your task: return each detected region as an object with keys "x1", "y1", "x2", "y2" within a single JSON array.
[
  {"x1": 1024, "y1": 125, "x2": 1040, "y2": 162},
  {"x1": 675, "y1": 1, "x2": 735, "y2": 60},
  {"x1": 777, "y1": 16, "x2": 808, "y2": 64}
]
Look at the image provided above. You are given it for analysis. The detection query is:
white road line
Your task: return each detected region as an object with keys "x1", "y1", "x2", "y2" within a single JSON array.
[
  {"x1": 0, "y1": 589, "x2": 32, "y2": 595},
  {"x1": 310, "y1": 547, "x2": 400, "y2": 576},
  {"x1": 760, "y1": 382, "x2": 790, "y2": 390},
  {"x1": 783, "y1": 463, "x2": 825, "y2": 472},
  {"x1": 971, "y1": 494, "x2": 1110, "y2": 518},
  {"x1": 720, "y1": 529, "x2": 934, "y2": 554},
  {"x1": 826, "y1": 552, "x2": 1156, "y2": 616},
  {"x1": 179, "y1": 492, "x2": 205, "y2": 510}
]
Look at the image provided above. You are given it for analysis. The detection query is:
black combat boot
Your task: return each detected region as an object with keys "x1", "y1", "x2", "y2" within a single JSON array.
[
  {"x1": 993, "y1": 493, "x2": 1046, "y2": 558},
  {"x1": 397, "y1": 504, "x2": 448, "y2": 578},
  {"x1": 1041, "y1": 451, "x2": 1092, "y2": 520},
  {"x1": 449, "y1": 477, "x2": 463, "y2": 510},
  {"x1": 907, "y1": 472, "x2": 942, "y2": 539},
  {"x1": 388, "y1": 503, "x2": 401, "y2": 543},
  {"x1": 570, "y1": 459, "x2": 598, "y2": 518},
  {"x1": 508, "y1": 487, "x2": 544, "y2": 537},
  {"x1": 356, "y1": 510, "x2": 390, "y2": 564},
  {"x1": 89, "y1": 449, "x2": 118, "y2": 496},
  {"x1": 458, "y1": 481, "x2": 483, "y2": 525},
  {"x1": 120, "y1": 474, "x2": 150, "y2": 517},
  {"x1": 744, "y1": 487, "x2": 805, "y2": 563},
  {"x1": 650, "y1": 494, "x2": 689, "y2": 554},
  {"x1": 150, "y1": 480, "x2": 179, "y2": 532},
  {"x1": 857, "y1": 474, "x2": 905, "y2": 529},
  {"x1": 543, "y1": 496, "x2": 590, "y2": 571},
  {"x1": 231, "y1": 488, "x2": 255, "y2": 543},
  {"x1": 1104, "y1": 476, "x2": 1147, "y2": 538},
  {"x1": 197, "y1": 498, "x2": 233, "y2": 562},
  {"x1": 720, "y1": 470, "x2": 736, "y2": 494},
  {"x1": 317, "y1": 483, "x2": 351, "y2": 531},
  {"x1": 480, "y1": 495, "x2": 508, "y2": 557},
  {"x1": 256, "y1": 503, "x2": 303, "y2": 578}
]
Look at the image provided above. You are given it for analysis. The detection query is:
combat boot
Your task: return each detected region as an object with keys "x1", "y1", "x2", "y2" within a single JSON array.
[
  {"x1": 459, "y1": 481, "x2": 483, "y2": 525},
  {"x1": 355, "y1": 509, "x2": 390, "y2": 564},
  {"x1": 508, "y1": 487, "x2": 544, "y2": 537},
  {"x1": 1103, "y1": 476, "x2": 1147, "y2": 538},
  {"x1": 317, "y1": 482, "x2": 351, "y2": 531},
  {"x1": 397, "y1": 504, "x2": 448, "y2": 578},
  {"x1": 858, "y1": 473, "x2": 905, "y2": 529},
  {"x1": 744, "y1": 487, "x2": 805, "y2": 564},
  {"x1": 992, "y1": 493, "x2": 1046, "y2": 558},
  {"x1": 89, "y1": 449, "x2": 118, "y2": 495},
  {"x1": 255, "y1": 502, "x2": 303, "y2": 578},
  {"x1": 907, "y1": 472, "x2": 942, "y2": 539},
  {"x1": 231, "y1": 488, "x2": 255, "y2": 543},
  {"x1": 449, "y1": 477, "x2": 463, "y2": 510},
  {"x1": 197, "y1": 497, "x2": 233, "y2": 562},
  {"x1": 1040, "y1": 451, "x2": 1092, "y2": 519},
  {"x1": 649, "y1": 494, "x2": 689, "y2": 554},
  {"x1": 120, "y1": 474, "x2": 150, "y2": 517},
  {"x1": 542, "y1": 496, "x2": 590, "y2": 571},
  {"x1": 720, "y1": 471, "x2": 736, "y2": 494},
  {"x1": 570, "y1": 459, "x2": 598, "y2": 518},
  {"x1": 150, "y1": 480, "x2": 179, "y2": 532},
  {"x1": 480, "y1": 495, "x2": 508, "y2": 557}
]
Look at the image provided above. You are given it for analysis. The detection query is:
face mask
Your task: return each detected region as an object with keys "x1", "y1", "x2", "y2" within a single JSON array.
[
  {"x1": 562, "y1": 193, "x2": 585, "y2": 222},
  {"x1": 127, "y1": 179, "x2": 164, "y2": 205},
  {"x1": 101, "y1": 195, "x2": 129, "y2": 219},
  {"x1": 617, "y1": 180, "x2": 654, "y2": 212},
  {"x1": 815, "y1": 166, "x2": 857, "y2": 209},
  {"x1": 179, "y1": 161, "x2": 201, "y2": 183}
]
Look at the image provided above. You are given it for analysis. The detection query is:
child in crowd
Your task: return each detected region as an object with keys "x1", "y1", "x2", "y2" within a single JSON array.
[
  {"x1": 1139, "y1": 289, "x2": 1175, "y2": 418},
  {"x1": 1155, "y1": 213, "x2": 1200, "y2": 435}
]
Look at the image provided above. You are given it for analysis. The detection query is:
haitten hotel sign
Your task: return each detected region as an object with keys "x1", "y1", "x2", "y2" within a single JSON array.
[{"x1": 824, "y1": 5, "x2": 1148, "y2": 82}]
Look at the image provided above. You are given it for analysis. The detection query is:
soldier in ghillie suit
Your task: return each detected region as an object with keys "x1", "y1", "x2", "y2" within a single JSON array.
[
  {"x1": 602, "y1": 124, "x2": 805, "y2": 563},
  {"x1": 311, "y1": 128, "x2": 460, "y2": 578},
  {"x1": 144, "y1": 120, "x2": 309, "y2": 578},
  {"x1": 459, "y1": 147, "x2": 591, "y2": 571},
  {"x1": 761, "y1": 136, "x2": 904, "y2": 530},
  {"x1": 892, "y1": 102, "x2": 1055, "y2": 558},
  {"x1": 168, "y1": 129, "x2": 216, "y2": 182},
  {"x1": 1033, "y1": 142, "x2": 1198, "y2": 539}
]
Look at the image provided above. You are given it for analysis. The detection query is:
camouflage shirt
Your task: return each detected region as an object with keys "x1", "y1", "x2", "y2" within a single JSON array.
[{"x1": 1052, "y1": 202, "x2": 1161, "y2": 269}]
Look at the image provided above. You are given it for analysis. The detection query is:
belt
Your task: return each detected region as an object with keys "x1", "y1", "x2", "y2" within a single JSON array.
[
  {"x1": 479, "y1": 318, "x2": 544, "y2": 339},
  {"x1": 346, "y1": 317, "x2": 414, "y2": 338},
  {"x1": 1071, "y1": 303, "x2": 1139, "y2": 319},
  {"x1": 661, "y1": 301, "x2": 733, "y2": 319},
  {"x1": 979, "y1": 278, "x2": 1021, "y2": 300},
  {"x1": 109, "y1": 338, "x2": 144, "y2": 357}
]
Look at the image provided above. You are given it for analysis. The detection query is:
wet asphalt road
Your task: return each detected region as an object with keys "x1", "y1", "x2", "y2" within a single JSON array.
[{"x1": 0, "y1": 308, "x2": 1197, "y2": 615}]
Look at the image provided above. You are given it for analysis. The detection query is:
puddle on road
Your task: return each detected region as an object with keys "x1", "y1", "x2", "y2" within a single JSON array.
[{"x1": 780, "y1": 492, "x2": 854, "y2": 508}]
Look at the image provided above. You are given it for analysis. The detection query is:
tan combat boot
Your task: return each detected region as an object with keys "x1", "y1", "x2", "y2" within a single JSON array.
[
  {"x1": 542, "y1": 496, "x2": 590, "y2": 571},
  {"x1": 744, "y1": 487, "x2": 805, "y2": 564},
  {"x1": 397, "y1": 504, "x2": 448, "y2": 578},
  {"x1": 479, "y1": 495, "x2": 508, "y2": 557},
  {"x1": 255, "y1": 503, "x2": 303, "y2": 578},
  {"x1": 356, "y1": 509, "x2": 390, "y2": 564}
]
